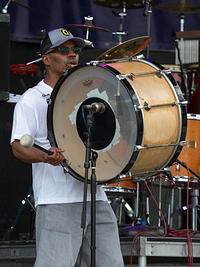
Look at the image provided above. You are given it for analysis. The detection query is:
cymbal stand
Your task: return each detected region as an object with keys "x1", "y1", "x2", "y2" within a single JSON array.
[
  {"x1": 84, "y1": 16, "x2": 93, "y2": 40},
  {"x1": 143, "y1": 0, "x2": 153, "y2": 59},
  {"x1": 83, "y1": 16, "x2": 94, "y2": 47},
  {"x1": 112, "y1": 0, "x2": 128, "y2": 44}
]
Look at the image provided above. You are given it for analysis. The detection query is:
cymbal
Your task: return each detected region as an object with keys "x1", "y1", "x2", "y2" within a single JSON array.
[
  {"x1": 93, "y1": 0, "x2": 144, "y2": 9},
  {"x1": 96, "y1": 36, "x2": 151, "y2": 60},
  {"x1": 155, "y1": 1, "x2": 200, "y2": 13},
  {"x1": 66, "y1": 24, "x2": 110, "y2": 32}
]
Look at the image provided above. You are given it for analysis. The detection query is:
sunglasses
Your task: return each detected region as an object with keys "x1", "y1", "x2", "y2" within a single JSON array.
[{"x1": 45, "y1": 46, "x2": 82, "y2": 55}]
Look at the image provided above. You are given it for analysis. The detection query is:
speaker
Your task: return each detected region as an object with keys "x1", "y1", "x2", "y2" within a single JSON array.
[{"x1": 0, "y1": 13, "x2": 10, "y2": 92}]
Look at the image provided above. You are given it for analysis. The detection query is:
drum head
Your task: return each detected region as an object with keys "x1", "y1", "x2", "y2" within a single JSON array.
[{"x1": 47, "y1": 64, "x2": 142, "y2": 183}]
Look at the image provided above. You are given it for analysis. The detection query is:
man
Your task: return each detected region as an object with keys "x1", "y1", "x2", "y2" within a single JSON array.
[{"x1": 11, "y1": 28, "x2": 124, "y2": 267}]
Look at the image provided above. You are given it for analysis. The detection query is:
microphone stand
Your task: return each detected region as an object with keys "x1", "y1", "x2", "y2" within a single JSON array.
[
  {"x1": 91, "y1": 151, "x2": 98, "y2": 267},
  {"x1": 80, "y1": 110, "x2": 98, "y2": 267},
  {"x1": 143, "y1": 0, "x2": 153, "y2": 59}
]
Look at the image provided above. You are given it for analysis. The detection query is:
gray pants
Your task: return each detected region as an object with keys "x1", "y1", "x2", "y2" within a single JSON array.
[{"x1": 34, "y1": 201, "x2": 124, "y2": 267}]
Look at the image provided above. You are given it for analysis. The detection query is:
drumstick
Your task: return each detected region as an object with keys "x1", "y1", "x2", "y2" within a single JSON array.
[
  {"x1": 20, "y1": 135, "x2": 69, "y2": 173},
  {"x1": 20, "y1": 134, "x2": 53, "y2": 155}
]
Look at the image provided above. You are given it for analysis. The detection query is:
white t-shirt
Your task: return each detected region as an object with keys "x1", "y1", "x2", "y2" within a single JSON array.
[{"x1": 11, "y1": 80, "x2": 107, "y2": 207}]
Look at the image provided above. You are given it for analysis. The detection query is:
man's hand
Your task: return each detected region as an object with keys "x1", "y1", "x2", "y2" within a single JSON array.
[{"x1": 44, "y1": 147, "x2": 65, "y2": 166}]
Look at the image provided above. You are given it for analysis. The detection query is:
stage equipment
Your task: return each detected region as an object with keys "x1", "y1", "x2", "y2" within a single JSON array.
[
  {"x1": 162, "y1": 65, "x2": 182, "y2": 87},
  {"x1": 66, "y1": 22, "x2": 110, "y2": 33},
  {"x1": 103, "y1": 176, "x2": 136, "y2": 193},
  {"x1": 93, "y1": 0, "x2": 144, "y2": 9},
  {"x1": 96, "y1": 36, "x2": 151, "y2": 60},
  {"x1": 163, "y1": 64, "x2": 200, "y2": 114},
  {"x1": 47, "y1": 58, "x2": 187, "y2": 183},
  {"x1": 170, "y1": 113, "x2": 200, "y2": 231},
  {"x1": 186, "y1": 64, "x2": 200, "y2": 114},
  {"x1": 93, "y1": 0, "x2": 144, "y2": 44},
  {"x1": 175, "y1": 38, "x2": 199, "y2": 66},
  {"x1": 93, "y1": 0, "x2": 155, "y2": 44},
  {"x1": 67, "y1": 16, "x2": 110, "y2": 49},
  {"x1": 143, "y1": 0, "x2": 154, "y2": 59},
  {"x1": 0, "y1": 13, "x2": 10, "y2": 91},
  {"x1": 155, "y1": 1, "x2": 200, "y2": 73},
  {"x1": 10, "y1": 64, "x2": 39, "y2": 75},
  {"x1": 1, "y1": 0, "x2": 32, "y2": 14},
  {"x1": 155, "y1": 0, "x2": 200, "y2": 13}
]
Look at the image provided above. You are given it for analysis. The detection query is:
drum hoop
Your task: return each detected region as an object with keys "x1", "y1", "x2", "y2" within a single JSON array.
[{"x1": 47, "y1": 64, "x2": 87, "y2": 182}]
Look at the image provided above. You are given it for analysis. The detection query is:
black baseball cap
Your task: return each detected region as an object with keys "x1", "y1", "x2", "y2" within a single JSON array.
[{"x1": 40, "y1": 28, "x2": 86, "y2": 55}]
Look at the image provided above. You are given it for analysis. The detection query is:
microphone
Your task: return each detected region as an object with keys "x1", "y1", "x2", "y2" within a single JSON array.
[
  {"x1": 84, "y1": 102, "x2": 106, "y2": 114},
  {"x1": 20, "y1": 134, "x2": 53, "y2": 155}
]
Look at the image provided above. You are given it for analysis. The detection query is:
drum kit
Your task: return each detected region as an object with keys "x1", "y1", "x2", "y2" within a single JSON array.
[{"x1": 16, "y1": 0, "x2": 200, "y2": 231}]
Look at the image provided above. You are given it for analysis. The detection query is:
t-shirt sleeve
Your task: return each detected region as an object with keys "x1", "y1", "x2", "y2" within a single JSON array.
[{"x1": 10, "y1": 100, "x2": 37, "y2": 144}]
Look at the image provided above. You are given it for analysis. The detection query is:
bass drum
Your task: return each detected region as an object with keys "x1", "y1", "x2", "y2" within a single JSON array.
[{"x1": 47, "y1": 59, "x2": 187, "y2": 183}]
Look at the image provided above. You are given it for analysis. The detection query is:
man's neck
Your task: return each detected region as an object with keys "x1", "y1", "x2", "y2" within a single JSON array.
[{"x1": 43, "y1": 72, "x2": 60, "y2": 88}]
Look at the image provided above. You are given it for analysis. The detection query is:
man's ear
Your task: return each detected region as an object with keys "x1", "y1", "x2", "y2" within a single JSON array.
[{"x1": 42, "y1": 55, "x2": 50, "y2": 66}]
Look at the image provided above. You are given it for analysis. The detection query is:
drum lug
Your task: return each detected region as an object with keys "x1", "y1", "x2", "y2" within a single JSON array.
[
  {"x1": 178, "y1": 100, "x2": 188, "y2": 105},
  {"x1": 134, "y1": 145, "x2": 143, "y2": 151},
  {"x1": 116, "y1": 73, "x2": 134, "y2": 80},
  {"x1": 179, "y1": 141, "x2": 187, "y2": 147},
  {"x1": 162, "y1": 69, "x2": 172, "y2": 75},
  {"x1": 86, "y1": 60, "x2": 100, "y2": 66}
]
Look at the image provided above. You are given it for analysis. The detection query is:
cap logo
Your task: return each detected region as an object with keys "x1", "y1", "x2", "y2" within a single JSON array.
[{"x1": 60, "y1": 29, "x2": 70, "y2": 36}]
